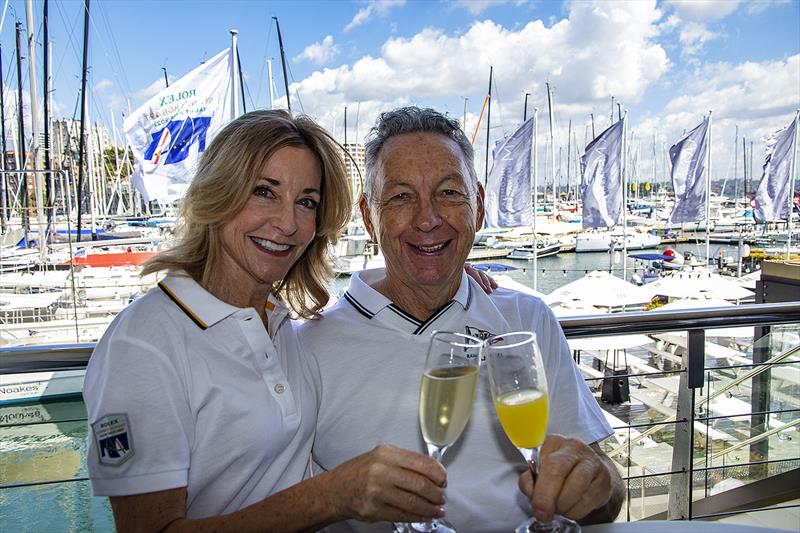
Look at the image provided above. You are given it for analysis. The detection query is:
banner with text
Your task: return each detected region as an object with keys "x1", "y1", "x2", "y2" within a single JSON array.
[
  {"x1": 668, "y1": 116, "x2": 709, "y2": 224},
  {"x1": 125, "y1": 48, "x2": 234, "y2": 203},
  {"x1": 581, "y1": 119, "x2": 624, "y2": 228},
  {"x1": 754, "y1": 115, "x2": 798, "y2": 223},
  {"x1": 485, "y1": 117, "x2": 535, "y2": 228}
]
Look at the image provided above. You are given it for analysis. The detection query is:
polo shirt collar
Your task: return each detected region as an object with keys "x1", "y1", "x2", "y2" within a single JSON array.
[
  {"x1": 343, "y1": 268, "x2": 473, "y2": 333},
  {"x1": 159, "y1": 272, "x2": 289, "y2": 332}
]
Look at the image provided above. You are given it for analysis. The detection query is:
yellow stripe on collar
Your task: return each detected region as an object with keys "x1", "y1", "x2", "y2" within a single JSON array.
[
  {"x1": 158, "y1": 281, "x2": 208, "y2": 330},
  {"x1": 265, "y1": 300, "x2": 276, "y2": 312}
]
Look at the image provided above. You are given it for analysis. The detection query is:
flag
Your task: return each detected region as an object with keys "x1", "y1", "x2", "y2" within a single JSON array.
[
  {"x1": 580, "y1": 118, "x2": 624, "y2": 228},
  {"x1": 668, "y1": 116, "x2": 709, "y2": 224},
  {"x1": 485, "y1": 118, "x2": 534, "y2": 228},
  {"x1": 754, "y1": 115, "x2": 798, "y2": 222},
  {"x1": 125, "y1": 48, "x2": 234, "y2": 203}
]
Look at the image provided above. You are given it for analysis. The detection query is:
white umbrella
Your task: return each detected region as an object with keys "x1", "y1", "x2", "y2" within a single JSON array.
[
  {"x1": 546, "y1": 270, "x2": 652, "y2": 308},
  {"x1": 493, "y1": 274, "x2": 546, "y2": 299},
  {"x1": 645, "y1": 267, "x2": 753, "y2": 301}
]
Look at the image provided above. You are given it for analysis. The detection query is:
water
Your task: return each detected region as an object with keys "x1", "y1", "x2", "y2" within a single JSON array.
[{"x1": 0, "y1": 398, "x2": 114, "y2": 532}]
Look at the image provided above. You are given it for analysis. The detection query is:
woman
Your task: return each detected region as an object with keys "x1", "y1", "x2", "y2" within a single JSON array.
[{"x1": 84, "y1": 110, "x2": 449, "y2": 532}]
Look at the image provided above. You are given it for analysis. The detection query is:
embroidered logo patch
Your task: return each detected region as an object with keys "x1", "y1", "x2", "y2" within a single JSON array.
[
  {"x1": 92, "y1": 413, "x2": 134, "y2": 466},
  {"x1": 466, "y1": 326, "x2": 495, "y2": 361}
]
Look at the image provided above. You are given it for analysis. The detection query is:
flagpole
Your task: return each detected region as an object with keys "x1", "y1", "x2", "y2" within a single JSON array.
[
  {"x1": 622, "y1": 112, "x2": 628, "y2": 282},
  {"x1": 706, "y1": 111, "x2": 712, "y2": 267},
  {"x1": 230, "y1": 30, "x2": 239, "y2": 118},
  {"x1": 533, "y1": 108, "x2": 539, "y2": 291},
  {"x1": 787, "y1": 110, "x2": 799, "y2": 260}
]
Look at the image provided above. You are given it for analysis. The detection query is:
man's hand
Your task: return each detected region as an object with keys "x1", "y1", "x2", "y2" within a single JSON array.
[
  {"x1": 325, "y1": 445, "x2": 447, "y2": 524},
  {"x1": 518, "y1": 435, "x2": 623, "y2": 524}
]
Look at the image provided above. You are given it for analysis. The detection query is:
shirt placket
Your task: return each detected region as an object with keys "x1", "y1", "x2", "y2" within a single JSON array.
[{"x1": 236, "y1": 310, "x2": 300, "y2": 423}]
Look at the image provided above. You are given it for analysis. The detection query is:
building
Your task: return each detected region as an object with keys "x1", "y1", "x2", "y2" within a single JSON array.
[
  {"x1": 49, "y1": 119, "x2": 113, "y2": 168},
  {"x1": 341, "y1": 142, "x2": 365, "y2": 202}
]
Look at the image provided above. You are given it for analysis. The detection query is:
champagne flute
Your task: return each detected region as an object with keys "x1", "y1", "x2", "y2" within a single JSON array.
[
  {"x1": 485, "y1": 331, "x2": 580, "y2": 533},
  {"x1": 400, "y1": 330, "x2": 482, "y2": 533}
]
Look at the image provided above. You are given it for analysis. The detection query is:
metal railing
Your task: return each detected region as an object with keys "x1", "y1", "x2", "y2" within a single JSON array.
[{"x1": 1, "y1": 301, "x2": 799, "y2": 525}]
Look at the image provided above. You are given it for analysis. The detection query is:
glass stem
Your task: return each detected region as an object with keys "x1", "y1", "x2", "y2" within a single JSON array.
[
  {"x1": 427, "y1": 443, "x2": 447, "y2": 463},
  {"x1": 520, "y1": 446, "x2": 541, "y2": 484}
]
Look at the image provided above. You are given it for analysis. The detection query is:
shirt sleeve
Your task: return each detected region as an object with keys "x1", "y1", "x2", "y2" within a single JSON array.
[
  {"x1": 84, "y1": 318, "x2": 193, "y2": 496},
  {"x1": 534, "y1": 302, "x2": 613, "y2": 445}
]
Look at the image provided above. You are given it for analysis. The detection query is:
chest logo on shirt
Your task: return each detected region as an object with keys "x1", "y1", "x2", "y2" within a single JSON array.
[
  {"x1": 465, "y1": 326, "x2": 495, "y2": 361},
  {"x1": 92, "y1": 413, "x2": 134, "y2": 466}
]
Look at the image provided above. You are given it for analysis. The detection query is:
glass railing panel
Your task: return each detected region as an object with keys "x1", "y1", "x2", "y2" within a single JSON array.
[{"x1": 0, "y1": 480, "x2": 114, "y2": 531}]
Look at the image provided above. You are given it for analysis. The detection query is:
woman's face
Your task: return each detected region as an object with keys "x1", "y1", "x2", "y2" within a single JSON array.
[{"x1": 217, "y1": 145, "x2": 322, "y2": 295}]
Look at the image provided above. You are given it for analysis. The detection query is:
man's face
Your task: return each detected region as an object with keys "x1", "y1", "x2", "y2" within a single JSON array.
[{"x1": 361, "y1": 132, "x2": 484, "y2": 294}]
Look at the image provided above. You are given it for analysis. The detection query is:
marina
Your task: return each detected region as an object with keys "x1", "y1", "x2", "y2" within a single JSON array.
[{"x1": 0, "y1": 0, "x2": 798, "y2": 530}]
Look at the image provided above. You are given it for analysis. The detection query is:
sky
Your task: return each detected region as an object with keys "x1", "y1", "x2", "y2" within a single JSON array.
[{"x1": 1, "y1": 0, "x2": 799, "y2": 187}]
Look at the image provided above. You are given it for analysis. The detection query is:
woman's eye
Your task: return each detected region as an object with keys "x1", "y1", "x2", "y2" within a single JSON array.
[
  {"x1": 298, "y1": 198, "x2": 319, "y2": 209},
  {"x1": 253, "y1": 186, "x2": 273, "y2": 198}
]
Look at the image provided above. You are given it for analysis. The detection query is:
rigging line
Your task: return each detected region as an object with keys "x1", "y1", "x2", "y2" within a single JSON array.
[
  {"x1": 284, "y1": 59, "x2": 304, "y2": 114},
  {"x1": 87, "y1": 1, "x2": 132, "y2": 104},
  {"x1": 95, "y1": 0, "x2": 131, "y2": 99},
  {"x1": 254, "y1": 16, "x2": 275, "y2": 109},
  {"x1": 52, "y1": 0, "x2": 84, "y2": 87}
]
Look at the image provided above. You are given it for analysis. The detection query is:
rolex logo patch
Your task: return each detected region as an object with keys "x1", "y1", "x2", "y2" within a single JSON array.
[{"x1": 92, "y1": 413, "x2": 134, "y2": 466}]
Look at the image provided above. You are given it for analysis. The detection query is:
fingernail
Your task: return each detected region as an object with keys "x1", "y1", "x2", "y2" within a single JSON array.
[
  {"x1": 533, "y1": 509, "x2": 549, "y2": 523},
  {"x1": 436, "y1": 506, "x2": 446, "y2": 518}
]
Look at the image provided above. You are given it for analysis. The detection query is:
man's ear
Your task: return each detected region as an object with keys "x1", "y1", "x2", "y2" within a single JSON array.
[
  {"x1": 475, "y1": 182, "x2": 485, "y2": 231},
  {"x1": 359, "y1": 194, "x2": 378, "y2": 242}
]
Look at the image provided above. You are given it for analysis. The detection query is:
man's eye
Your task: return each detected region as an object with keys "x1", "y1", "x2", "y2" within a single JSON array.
[
  {"x1": 253, "y1": 186, "x2": 273, "y2": 198},
  {"x1": 389, "y1": 192, "x2": 410, "y2": 202},
  {"x1": 298, "y1": 198, "x2": 319, "y2": 209}
]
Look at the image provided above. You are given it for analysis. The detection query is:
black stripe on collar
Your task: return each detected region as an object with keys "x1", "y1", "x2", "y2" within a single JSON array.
[
  {"x1": 158, "y1": 281, "x2": 208, "y2": 330},
  {"x1": 414, "y1": 301, "x2": 456, "y2": 335},
  {"x1": 387, "y1": 304, "x2": 422, "y2": 326},
  {"x1": 343, "y1": 292, "x2": 375, "y2": 319}
]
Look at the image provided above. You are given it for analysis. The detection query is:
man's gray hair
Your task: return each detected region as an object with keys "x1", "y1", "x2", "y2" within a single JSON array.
[{"x1": 363, "y1": 106, "x2": 479, "y2": 201}]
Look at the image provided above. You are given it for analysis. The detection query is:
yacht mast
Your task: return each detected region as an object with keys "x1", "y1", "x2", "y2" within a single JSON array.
[
  {"x1": 25, "y1": 0, "x2": 46, "y2": 257},
  {"x1": 484, "y1": 66, "x2": 492, "y2": 186},
  {"x1": 15, "y1": 22, "x2": 28, "y2": 236},
  {"x1": 546, "y1": 82, "x2": 556, "y2": 213},
  {"x1": 76, "y1": 0, "x2": 90, "y2": 241},
  {"x1": 272, "y1": 17, "x2": 291, "y2": 113}
]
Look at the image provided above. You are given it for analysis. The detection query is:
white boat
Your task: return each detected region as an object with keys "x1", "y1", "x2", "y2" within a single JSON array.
[
  {"x1": 508, "y1": 241, "x2": 561, "y2": 260},
  {"x1": 576, "y1": 228, "x2": 661, "y2": 252},
  {"x1": 0, "y1": 369, "x2": 84, "y2": 405},
  {"x1": 331, "y1": 234, "x2": 385, "y2": 275}
]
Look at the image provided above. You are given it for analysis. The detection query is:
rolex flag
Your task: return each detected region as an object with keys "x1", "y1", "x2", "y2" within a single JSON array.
[
  {"x1": 754, "y1": 115, "x2": 798, "y2": 223},
  {"x1": 581, "y1": 118, "x2": 624, "y2": 228},
  {"x1": 485, "y1": 117, "x2": 534, "y2": 228},
  {"x1": 125, "y1": 48, "x2": 234, "y2": 203},
  {"x1": 668, "y1": 116, "x2": 710, "y2": 224}
]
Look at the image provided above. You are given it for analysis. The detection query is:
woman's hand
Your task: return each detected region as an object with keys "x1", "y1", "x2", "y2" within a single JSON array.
[
  {"x1": 325, "y1": 444, "x2": 447, "y2": 524},
  {"x1": 465, "y1": 263, "x2": 498, "y2": 294}
]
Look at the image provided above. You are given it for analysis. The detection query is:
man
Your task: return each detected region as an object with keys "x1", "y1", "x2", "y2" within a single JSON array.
[{"x1": 300, "y1": 107, "x2": 624, "y2": 532}]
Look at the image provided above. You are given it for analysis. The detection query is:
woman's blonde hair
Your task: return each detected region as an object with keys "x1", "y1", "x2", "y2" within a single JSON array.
[{"x1": 142, "y1": 109, "x2": 351, "y2": 318}]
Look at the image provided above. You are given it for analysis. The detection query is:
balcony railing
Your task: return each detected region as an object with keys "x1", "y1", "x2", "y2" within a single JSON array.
[{"x1": 1, "y1": 301, "x2": 799, "y2": 529}]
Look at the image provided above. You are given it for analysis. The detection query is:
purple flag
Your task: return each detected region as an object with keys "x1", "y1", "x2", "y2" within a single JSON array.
[
  {"x1": 754, "y1": 115, "x2": 798, "y2": 222},
  {"x1": 581, "y1": 118, "x2": 624, "y2": 228},
  {"x1": 668, "y1": 117, "x2": 710, "y2": 224},
  {"x1": 485, "y1": 118, "x2": 534, "y2": 228}
]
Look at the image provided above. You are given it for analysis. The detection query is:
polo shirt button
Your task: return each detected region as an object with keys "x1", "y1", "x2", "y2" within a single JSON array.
[{"x1": 274, "y1": 383, "x2": 285, "y2": 394}]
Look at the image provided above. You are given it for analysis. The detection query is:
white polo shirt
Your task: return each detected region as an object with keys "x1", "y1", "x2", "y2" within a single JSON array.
[
  {"x1": 85, "y1": 273, "x2": 320, "y2": 519},
  {"x1": 298, "y1": 268, "x2": 612, "y2": 533}
]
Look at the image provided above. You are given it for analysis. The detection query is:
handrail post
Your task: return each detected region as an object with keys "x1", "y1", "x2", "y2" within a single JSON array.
[{"x1": 668, "y1": 329, "x2": 705, "y2": 519}]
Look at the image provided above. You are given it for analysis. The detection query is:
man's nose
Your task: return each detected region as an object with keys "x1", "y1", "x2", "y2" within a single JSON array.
[{"x1": 414, "y1": 197, "x2": 443, "y2": 232}]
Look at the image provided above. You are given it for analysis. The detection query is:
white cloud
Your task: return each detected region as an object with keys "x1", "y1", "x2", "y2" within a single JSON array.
[
  {"x1": 294, "y1": 35, "x2": 340, "y2": 65},
  {"x1": 745, "y1": 0, "x2": 791, "y2": 15},
  {"x1": 345, "y1": 0, "x2": 406, "y2": 32},
  {"x1": 94, "y1": 79, "x2": 113, "y2": 91},
  {"x1": 453, "y1": 0, "x2": 519, "y2": 15},
  {"x1": 678, "y1": 21, "x2": 720, "y2": 56},
  {"x1": 667, "y1": 0, "x2": 740, "y2": 21},
  {"x1": 287, "y1": 1, "x2": 670, "y2": 177}
]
